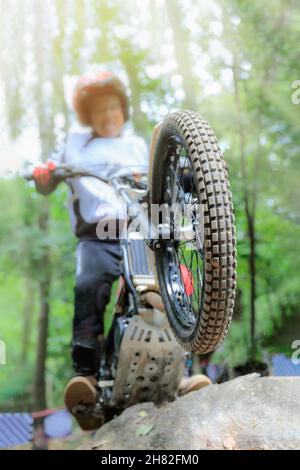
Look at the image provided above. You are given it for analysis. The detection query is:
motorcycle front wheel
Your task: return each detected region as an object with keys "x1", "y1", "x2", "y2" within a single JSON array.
[{"x1": 150, "y1": 110, "x2": 237, "y2": 354}]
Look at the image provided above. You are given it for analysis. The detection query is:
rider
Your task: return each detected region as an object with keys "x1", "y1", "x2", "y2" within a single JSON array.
[{"x1": 33, "y1": 71, "x2": 211, "y2": 430}]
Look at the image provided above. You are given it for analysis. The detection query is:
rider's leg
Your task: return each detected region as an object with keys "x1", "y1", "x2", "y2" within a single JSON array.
[
  {"x1": 64, "y1": 239, "x2": 122, "y2": 428},
  {"x1": 71, "y1": 239, "x2": 122, "y2": 376}
]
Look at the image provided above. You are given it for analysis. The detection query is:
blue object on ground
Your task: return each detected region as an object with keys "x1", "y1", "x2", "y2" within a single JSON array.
[
  {"x1": 0, "y1": 413, "x2": 33, "y2": 449},
  {"x1": 44, "y1": 409, "x2": 72, "y2": 438},
  {"x1": 272, "y1": 353, "x2": 300, "y2": 376}
]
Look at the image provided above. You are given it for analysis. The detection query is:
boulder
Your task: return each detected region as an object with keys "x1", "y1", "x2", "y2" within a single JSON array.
[{"x1": 83, "y1": 374, "x2": 300, "y2": 450}]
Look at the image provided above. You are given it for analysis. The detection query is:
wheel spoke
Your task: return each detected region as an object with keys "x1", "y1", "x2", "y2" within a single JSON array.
[{"x1": 159, "y1": 137, "x2": 206, "y2": 328}]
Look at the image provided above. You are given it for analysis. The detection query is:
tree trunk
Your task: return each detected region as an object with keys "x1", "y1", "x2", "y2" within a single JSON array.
[
  {"x1": 231, "y1": 52, "x2": 257, "y2": 360},
  {"x1": 247, "y1": 213, "x2": 257, "y2": 358},
  {"x1": 20, "y1": 278, "x2": 35, "y2": 366},
  {"x1": 165, "y1": 0, "x2": 197, "y2": 110},
  {"x1": 33, "y1": 200, "x2": 51, "y2": 408},
  {"x1": 32, "y1": 203, "x2": 51, "y2": 450},
  {"x1": 121, "y1": 50, "x2": 144, "y2": 133},
  {"x1": 33, "y1": 279, "x2": 50, "y2": 412}
]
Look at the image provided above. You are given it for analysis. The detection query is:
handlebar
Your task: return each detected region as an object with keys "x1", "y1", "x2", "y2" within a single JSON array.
[
  {"x1": 24, "y1": 164, "x2": 106, "y2": 182},
  {"x1": 24, "y1": 164, "x2": 161, "y2": 242},
  {"x1": 24, "y1": 164, "x2": 149, "y2": 191}
]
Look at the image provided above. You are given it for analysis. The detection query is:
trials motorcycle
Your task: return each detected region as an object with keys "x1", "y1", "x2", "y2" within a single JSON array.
[{"x1": 26, "y1": 110, "x2": 237, "y2": 426}]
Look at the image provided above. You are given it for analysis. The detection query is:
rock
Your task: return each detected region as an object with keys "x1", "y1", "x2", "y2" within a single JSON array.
[{"x1": 82, "y1": 374, "x2": 300, "y2": 450}]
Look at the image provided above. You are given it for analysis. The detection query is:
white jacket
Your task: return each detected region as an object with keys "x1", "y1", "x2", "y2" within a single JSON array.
[{"x1": 54, "y1": 128, "x2": 149, "y2": 236}]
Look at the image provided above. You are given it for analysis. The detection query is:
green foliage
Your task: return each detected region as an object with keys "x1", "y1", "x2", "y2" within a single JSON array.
[{"x1": 1, "y1": 0, "x2": 300, "y2": 409}]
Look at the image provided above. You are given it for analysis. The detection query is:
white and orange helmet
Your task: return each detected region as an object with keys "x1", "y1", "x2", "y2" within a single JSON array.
[{"x1": 73, "y1": 71, "x2": 129, "y2": 125}]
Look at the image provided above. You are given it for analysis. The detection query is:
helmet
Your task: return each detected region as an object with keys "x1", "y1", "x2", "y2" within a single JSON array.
[{"x1": 73, "y1": 71, "x2": 130, "y2": 126}]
